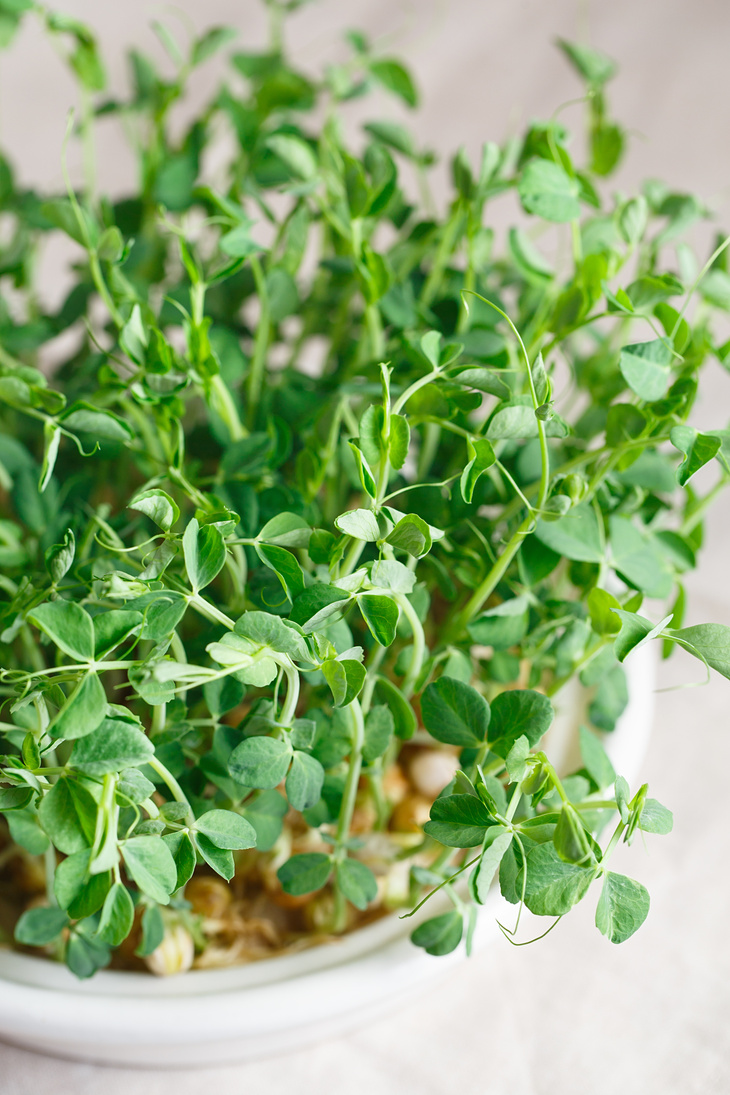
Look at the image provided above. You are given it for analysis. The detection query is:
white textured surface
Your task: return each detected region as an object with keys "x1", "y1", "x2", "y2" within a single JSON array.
[{"x1": 2, "y1": 0, "x2": 730, "y2": 1089}]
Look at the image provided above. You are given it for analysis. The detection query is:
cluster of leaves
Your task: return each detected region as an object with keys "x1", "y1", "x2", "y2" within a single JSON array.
[{"x1": 1, "y1": 4, "x2": 730, "y2": 976}]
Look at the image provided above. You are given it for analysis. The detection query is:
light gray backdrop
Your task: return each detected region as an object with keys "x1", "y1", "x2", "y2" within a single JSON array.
[{"x1": 1, "y1": 1, "x2": 729, "y2": 1092}]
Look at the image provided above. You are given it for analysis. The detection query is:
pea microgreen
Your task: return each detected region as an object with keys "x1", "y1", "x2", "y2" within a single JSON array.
[{"x1": 0, "y1": 2, "x2": 728, "y2": 977}]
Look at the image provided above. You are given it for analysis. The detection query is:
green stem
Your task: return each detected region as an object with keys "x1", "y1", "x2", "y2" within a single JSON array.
[
  {"x1": 396, "y1": 593, "x2": 425, "y2": 699},
  {"x1": 189, "y1": 593, "x2": 235, "y2": 630},
  {"x1": 147, "y1": 756, "x2": 196, "y2": 828},
  {"x1": 247, "y1": 256, "x2": 270, "y2": 429},
  {"x1": 208, "y1": 373, "x2": 247, "y2": 442},
  {"x1": 365, "y1": 303, "x2": 385, "y2": 361},
  {"x1": 443, "y1": 508, "x2": 533, "y2": 641},
  {"x1": 277, "y1": 661, "x2": 300, "y2": 727},
  {"x1": 421, "y1": 204, "x2": 465, "y2": 307},
  {"x1": 332, "y1": 699, "x2": 365, "y2": 932}
]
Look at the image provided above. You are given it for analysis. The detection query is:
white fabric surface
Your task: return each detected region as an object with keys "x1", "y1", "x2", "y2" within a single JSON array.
[{"x1": 2, "y1": 0, "x2": 730, "y2": 1090}]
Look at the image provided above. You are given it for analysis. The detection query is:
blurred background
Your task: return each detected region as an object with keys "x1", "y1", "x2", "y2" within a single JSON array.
[{"x1": 1, "y1": 1, "x2": 729, "y2": 1092}]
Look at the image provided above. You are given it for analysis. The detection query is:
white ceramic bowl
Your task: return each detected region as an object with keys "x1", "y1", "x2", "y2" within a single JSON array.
[{"x1": 0, "y1": 645, "x2": 655, "y2": 1066}]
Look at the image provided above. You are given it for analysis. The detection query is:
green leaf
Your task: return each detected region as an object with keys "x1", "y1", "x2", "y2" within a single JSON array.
[
  {"x1": 423, "y1": 793, "x2": 495, "y2": 847},
  {"x1": 554, "y1": 804, "x2": 596, "y2": 865},
  {"x1": 619, "y1": 339, "x2": 672, "y2": 402},
  {"x1": 203, "y1": 676, "x2": 246, "y2": 718},
  {"x1": 589, "y1": 664, "x2": 628, "y2": 731},
  {"x1": 97, "y1": 883, "x2": 135, "y2": 946},
  {"x1": 191, "y1": 25, "x2": 237, "y2": 65},
  {"x1": 15, "y1": 905, "x2": 69, "y2": 946},
  {"x1": 93, "y1": 610, "x2": 143, "y2": 659},
  {"x1": 557, "y1": 39, "x2": 617, "y2": 86},
  {"x1": 182, "y1": 518, "x2": 226, "y2": 592},
  {"x1": 505, "y1": 735, "x2": 531, "y2": 782},
  {"x1": 196, "y1": 834, "x2": 235, "y2": 880},
  {"x1": 359, "y1": 594, "x2": 399, "y2": 646},
  {"x1": 7, "y1": 807, "x2": 49, "y2": 855},
  {"x1": 460, "y1": 438, "x2": 496, "y2": 503},
  {"x1": 132, "y1": 591, "x2": 187, "y2": 641},
  {"x1": 609, "y1": 517, "x2": 674, "y2": 599},
  {"x1": 135, "y1": 904, "x2": 165, "y2": 957},
  {"x1": 489, "y1": 689, "x2": 553, "y2": 757},
  {"x1": 362, "y1": 704, "x2": 394, "y2": 763},
  {"x1": 258, "y1": 512, "x2": 312, "y2": 548},
  {"x1": 373, "y1": 676, "x2": 417, "y2": 740},
  {"x1": 277, "y1": 852, "x2": 331, "y2": 896},
  {"x1": 369, "y1": 58, "x2": 418, "y2": 108},
  {"x1": 207, "y1": 633, "x2": 278, "y2": 686},
  {"x1": 119, "y1": 304, "x2": 147, "y2": 364},
  {"x1": 411, "y1": 910, "x2": 463, "y2": 956},
  {"x1": 612, "y1": 608, "x2": 671, "y2": 662},
  {"x1": 195, "y1": 808, "x2": 257, "y2": 850},
  {"x1": 322, "y1": 658, "x2": 366, "y2": 707},
  {"x1": 348, "y1": 440, "x2": 377, "y2": 497},
  {"x1": 335, "y1": 508, "x2": 380, "y2": 541},
  {"x1": 591, "y1": 121, "x2": 624, "y2": 176},
  {"x1": 162, "y1": 830, "x2": 197, "y2": 889},
  {"x1": 579, "y1": 726, "x2": 616, "y2": 789},
  {"x1": 44, "y1": 528, "x2": 75, "y2": 583},
  {"x1": 587, "y1": 588, "x2": 622, "y2": 636},
  {"x1": 285, "y1": 751, "x2": 325, "y2": 811},
  {"x1": 449, "y1": 367, "x2": 511, "y2": 400},
  {"x1": 39, "y1": 421, "x2": 61, "y2": 492},
  {"x1": 384, "y1": 513, "x2": 431, "y2": 557},
  {"x1": 234, "y1": 611, "x2": 310, "y2": 663},
  {"x1": 255, "y1": 543, "x2": 305, "y2": 601},
  {"x1": 130, "y1": 489, "x2": 180, "y2": 531},
  {"x1": 470, "y1": 830, "x2": 514, "y2": 904},
  {"x1": 518, "y1": 159, "x2": 581, "y2": 223},
  {"x1": 65, "y1": 927, "x2": 111, "y2": 980},
  {"x1": 291, "y1": 583, "x2": 351, "y2": 631},
  {"x1": 364, "y1": 120, "x2": 416, "y2": 158},
  {"x1": 69, "y1": 717, "x2": 154, "y2": 775},
  {"x1": 421, "y1": 677, "x2": 490, "y2": 747},
  {"x1": 54, "y1": 849, "x2": 111, "y2": 919},
  {"x1": 370, "y1": 559, "x2": 416, "y2": 594},
  {"x1": 219, "y1": 221, "x2": 262, "y2": 258},
  {"x1": 48, "y1": 671, "x2": 108, "y2": 740},
  {"x1": 667, "y1": 623, "x2": 730, "y2": 680},
  {"x1": 28, "y1": 600, "x2": 94, "y2": 661},
  {"x1": 638, "y1": 798, "x2": 673, "y2": 835},
  {"x1": 388, "y1": 414, "x2": 410, "y2": 470},
  {"x1": 487, "y1": 403, "x2": 568, "y2": 440},
  {"x1": 535, "y1": 503, "x2": 603, "y2": 562},
  {"x1": 61, "y1": 403, "x2": 133, "y2": 442},
  {"x1": 507, "y1": 227, "x2": 554, "y2": 282},
  {"x1": 228, "y1": 736, "x2": 292, "y2": 789},
  {"x1": 595, "y1": 871, "x2": 650, "y2": 943},
  {"x1": 39, "y1": 777, "x2": 96, "y2": 854},
  {"x1": 468, "y1": 595, "x2": 529, "y2": 651},
  {"x1": 669, "y1": 426, "x2": 721, "y2": 486},
  {"x1": 240, "y1": 789, "x2": 288, "y2": 852},
  {"x1": 0, "y1": 787, "x2": 32, "y2": 811},
  {"x1": 266, "y1": 133, "x2": 318, "y2": 180},
  {"x1": 336, "y1": 857, "x2": 378, "y2": 910},
  {"x1": 524, "y1": 842, "x2": 593, "y2": 916},
  {"x1": 121, "y1": 836, "x2": 178, "y2": 905},
  {"x1": 358, "y1": 405, "x2": 385, "y2": 466}
]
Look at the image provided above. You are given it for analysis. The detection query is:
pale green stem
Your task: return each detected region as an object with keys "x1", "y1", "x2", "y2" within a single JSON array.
[
  {"x1": 189, "y1": 593, "x2": 235, "y2": 630},
  {"x1": 332, "y1": 699, "x2": 365, "y2": 932},
  {"x1": 396, "y1": 593, "x2": 426, "y2": 699},
  {"x1": 277, "y1": 662, "x2": 300, "y2": 727},
  {"x1": 147, "y1": 756, "x2": 196, "y2": 828},
  {"x1": 247, "y1": 256, "x2": 270, "y2": 428}
]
